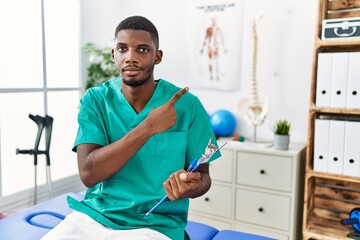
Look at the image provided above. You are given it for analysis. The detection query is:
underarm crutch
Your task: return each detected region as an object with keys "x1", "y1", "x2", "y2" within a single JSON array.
[{"x1": 16, "y1": 114, "x2": 54, "y2": 205}]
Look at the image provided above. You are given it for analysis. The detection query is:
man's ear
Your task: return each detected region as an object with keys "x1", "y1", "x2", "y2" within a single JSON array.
[
  {"x1": 111, "y1": 48, "x2": 115, "y2": 62},
  {"x1": 154, "y1": 50, "x2": 163, "y2": 65}
]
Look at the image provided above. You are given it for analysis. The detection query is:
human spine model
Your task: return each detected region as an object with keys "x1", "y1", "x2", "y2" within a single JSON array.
[
  {"x1": 238, "y1": 13, "x2": 268, "y2": 140},
  {"x1": 249, "y1": 16, "x2": 262, "y2": 114}
]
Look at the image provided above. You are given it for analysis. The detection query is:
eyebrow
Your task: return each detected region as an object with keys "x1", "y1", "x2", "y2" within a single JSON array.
[{"x1": 115, "y1": 42, "x2": 153, "y2": 50}]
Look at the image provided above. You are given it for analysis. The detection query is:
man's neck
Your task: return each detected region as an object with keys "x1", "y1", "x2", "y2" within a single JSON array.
[{"x1": 122, "y1": 80, "x2": 158, "y2": 114}]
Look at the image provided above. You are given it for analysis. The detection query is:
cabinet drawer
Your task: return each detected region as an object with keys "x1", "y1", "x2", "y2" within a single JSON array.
[
  {"x1": 210, "y1": 149, "x2": 233, "y2": 183},
  {"x1": 189, "y1": 184, "x2": 232, "y2": 219},
  {"x1": 235, "y1": 188, "x2": 290, "y2": 231},
  {"x1": 236, "y1": 152, "x2": 293, "y2": 192}
]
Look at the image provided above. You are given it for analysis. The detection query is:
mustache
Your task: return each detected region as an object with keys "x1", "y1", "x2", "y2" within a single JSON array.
[{"x1": 122, "y1": 65, "x2": 143, "y2": 71}]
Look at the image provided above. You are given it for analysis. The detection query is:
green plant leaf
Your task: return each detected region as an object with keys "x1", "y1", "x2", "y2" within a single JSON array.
[
  {"x1": 273, "y1": 119, "x2": 291, "y2": 135},
  {"x1": 83, "y1": 43, "x2": 119, "y2": 89}
]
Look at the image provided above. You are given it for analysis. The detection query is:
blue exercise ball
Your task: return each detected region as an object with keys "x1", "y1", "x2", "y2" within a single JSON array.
[{"x1": 209, "y1": 110, "x2": 237, "y2": 137}]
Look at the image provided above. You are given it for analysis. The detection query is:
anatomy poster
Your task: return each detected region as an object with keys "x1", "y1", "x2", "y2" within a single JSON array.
[{"x1": 186, "y1": 0, "x2": 242, "y2": 91}]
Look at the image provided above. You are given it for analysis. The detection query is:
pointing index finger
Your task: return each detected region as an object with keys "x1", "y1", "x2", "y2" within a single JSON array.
[{"x1": 168, "y1": 87, "x2": 189, "y2": 106}]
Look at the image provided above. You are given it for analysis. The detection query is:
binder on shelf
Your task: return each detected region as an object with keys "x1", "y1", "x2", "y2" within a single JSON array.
[
  {"x1": 330, "y1": 52, "x2": 349, "y2": 108},
  {"x1": 313, "y1": 118, "x2": 330, "y2": 172},
  {"x1": 346, "y1": 52, "x2": 360, "y2": 109},
  {"x1": 316, "y1": 53, "x2": 332, "y2": 107},
  {"x1": 343, "y1": 120, "x2": 360, "y2": 177},
  {"x1": 328, "y1": 119, "x2": 345, "y2": 175}
]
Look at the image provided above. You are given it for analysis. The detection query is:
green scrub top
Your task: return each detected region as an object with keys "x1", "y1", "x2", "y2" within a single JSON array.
[{"x1": 69, "y1": 78, "x2": 220, "y2": 240}]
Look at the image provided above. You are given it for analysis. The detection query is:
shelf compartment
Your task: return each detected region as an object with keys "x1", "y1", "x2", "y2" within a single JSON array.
[
  {"x1": 315, "y1": 0, "x2": 360, "y2": 40},
  {"x1": 326, "y1": 0, "x2": 360, "y2": 19},
  {"x1": 303, "y1": 176, "x2": 360, "y2": 239},
  {"x1": 305, "y1": 111, "x2": 360, "y2": 175}
]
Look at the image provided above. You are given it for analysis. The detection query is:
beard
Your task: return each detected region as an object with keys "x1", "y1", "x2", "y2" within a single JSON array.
[
  {"x1": 122, "y1": 65, "x2": 154, "y2": 87},
  {"x1": 122, "y1": 77, "x2": 149, "y2": 87}
]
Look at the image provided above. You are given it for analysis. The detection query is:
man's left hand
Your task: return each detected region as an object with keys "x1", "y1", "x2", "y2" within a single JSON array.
[{"x1": 163, "y1": 170, "x2": 202, "y2": 201}]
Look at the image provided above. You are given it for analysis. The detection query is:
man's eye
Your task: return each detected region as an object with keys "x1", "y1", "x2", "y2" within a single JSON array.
[
  {"x1": 139, "y1": 48, "x2": 149, "y2": 53},
  {"x1": 117, "y1": 47, "x2": 127, "y2": 52}
]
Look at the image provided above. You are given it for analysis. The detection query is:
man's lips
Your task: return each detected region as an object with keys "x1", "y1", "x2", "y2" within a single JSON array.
[{"x1": 122, "y1": 66, "x2": 143, "y2": 76}]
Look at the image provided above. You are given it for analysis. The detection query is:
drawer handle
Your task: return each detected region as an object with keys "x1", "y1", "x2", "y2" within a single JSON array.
[
  {"x1": 258, "y1": 207, "x2": 264, "y2": 212},
  {"x1": 260, "y1": 169, "x2": 266, "y2": 175},
  {"x1": 204, "y1": 197, "x2": 210, "y2": 202}
]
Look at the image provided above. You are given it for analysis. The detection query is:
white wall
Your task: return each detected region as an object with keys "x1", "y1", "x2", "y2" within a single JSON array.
[{"x1": 81, "y1": 0, "x2": 317, "y2": 143}]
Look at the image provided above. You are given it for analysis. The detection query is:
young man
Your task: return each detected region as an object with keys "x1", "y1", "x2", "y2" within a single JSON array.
[{"x1": 41, "y1": 16, "x2": 220, "y2": 240}]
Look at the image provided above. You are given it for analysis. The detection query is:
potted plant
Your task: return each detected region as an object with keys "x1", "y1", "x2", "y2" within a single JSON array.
[
  {"x1": 272, "y1": 119, "x2": 291, "y2": 150},
  {"x1": 83, "y1": 43, "x2": 119, "y2": 89}
]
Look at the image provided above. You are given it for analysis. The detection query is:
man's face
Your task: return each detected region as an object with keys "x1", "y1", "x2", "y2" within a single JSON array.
[{"x1": 112, "y1": 29, "x2": 162, "y2": 87}]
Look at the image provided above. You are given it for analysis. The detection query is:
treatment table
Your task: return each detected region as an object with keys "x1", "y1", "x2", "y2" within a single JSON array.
[{"x1": 0, "y1": 192, "x2": 273, "y2": 240}]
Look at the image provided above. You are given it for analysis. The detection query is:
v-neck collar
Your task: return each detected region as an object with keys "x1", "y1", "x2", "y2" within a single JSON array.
[{"x1": 117, "y1": 79, "x2": 164, "y2": 128}]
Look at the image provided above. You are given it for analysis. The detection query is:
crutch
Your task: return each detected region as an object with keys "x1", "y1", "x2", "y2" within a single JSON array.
[
  {"x1": 16, "y1": 114, "x2": 54, "y2": 204},
  {"x1": 44, "y1": 115, "x2": 54, "y2": 198}
]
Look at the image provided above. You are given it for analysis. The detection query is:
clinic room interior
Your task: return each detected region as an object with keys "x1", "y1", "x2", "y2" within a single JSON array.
[{"x1": 1, "y1": 0, "x2": 360, "y2": 240}]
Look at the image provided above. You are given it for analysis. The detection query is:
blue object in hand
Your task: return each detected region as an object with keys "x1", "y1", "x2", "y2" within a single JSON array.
[
  {"x1": 143, "y1": 158, "x2": 199, "y2": 219},
  {"x1": 144, "y1": 140, "x2": 229, "y2": 218}
]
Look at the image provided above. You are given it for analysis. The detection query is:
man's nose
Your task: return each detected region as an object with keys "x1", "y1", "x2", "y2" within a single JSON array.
[{"x1": 125, "y1": 50, "x2": 138, "y2": 63}]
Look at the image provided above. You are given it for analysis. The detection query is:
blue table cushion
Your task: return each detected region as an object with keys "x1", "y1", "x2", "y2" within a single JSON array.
[
  {"x1": 0, "y1": 192, "x2": 84, "y2": 240},
  {"x1": 185, "y1": 220, "x2": 219, "y2": 240},
  {"x1": 25, "y1": 211, "x2": 65, "y2": 229},
  {"x1": 212, "y1": 230, "x2": 276, "y2": 240},
  {"x1": 0, "y1": 192, "x2": 273, "y2": 240}
]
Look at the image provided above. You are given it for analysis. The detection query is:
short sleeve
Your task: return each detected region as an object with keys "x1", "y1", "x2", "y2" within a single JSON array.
[{"x1": 72, "y1": 90, "x2": 108, "y2": 152}]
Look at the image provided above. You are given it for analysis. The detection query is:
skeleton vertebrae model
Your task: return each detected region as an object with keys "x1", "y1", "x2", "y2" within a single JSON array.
[{"x1": 238, "y1": 13, "x2": 268, "y2": 140}]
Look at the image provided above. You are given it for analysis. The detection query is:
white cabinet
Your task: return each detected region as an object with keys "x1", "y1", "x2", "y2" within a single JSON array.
[
  {"x1": 189, "y1": 140, "x2": 306, "y2": 240},
  {"x1": 190, "y1": 184, "x2": 232, "y2": 219}
]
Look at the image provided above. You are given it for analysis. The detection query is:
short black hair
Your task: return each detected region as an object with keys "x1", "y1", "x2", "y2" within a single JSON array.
[{"x1": 114, "y1": 16, "x2": 159, "y2": 49}]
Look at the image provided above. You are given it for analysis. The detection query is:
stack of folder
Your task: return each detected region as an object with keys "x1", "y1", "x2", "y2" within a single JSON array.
[
  {"x1": 316, "y1": 52, "x2": 360, "y2": 109},
  {"x1": 313, "y1": 116, "x2": 360, "y2": 177},
  {"x1": 314, "y1": 51, "x2": 360, "y2": 177}
]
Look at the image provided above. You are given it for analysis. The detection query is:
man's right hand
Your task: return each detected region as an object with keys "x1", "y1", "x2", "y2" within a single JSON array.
[{"x1": 145, "y1": 87, "x2": 189, "y2": 134}]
